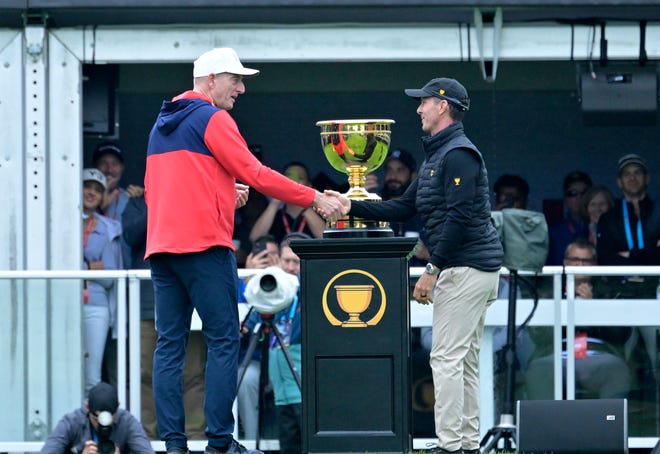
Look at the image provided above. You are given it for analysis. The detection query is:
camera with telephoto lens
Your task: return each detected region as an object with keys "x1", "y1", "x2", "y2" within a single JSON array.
[
  {"x1": 95, "y1": 411, "x2": 116, "y2": 454},
  {"x1": 244, "y1": 266, "x2": 299, "y2": 315}
]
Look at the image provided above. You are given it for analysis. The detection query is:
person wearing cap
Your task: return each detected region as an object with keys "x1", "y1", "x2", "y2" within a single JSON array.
[
  {"x1": 546, "y1": 170, "x2": 593, "y2": 265},
  {"x1": 41, "y1": 382, "x2": 153, "y2": 454},
  {"x1": 93, "y1": 142, "x2": 145, "y2": 224},
  {"x1": 597, "y1": 153, "x2": 660, "y2": 269},
  {"x1": 81, "y1": 169, "x2": 123, "y2": 395},
  {"x1": 144, "y1": 47, "x2": 344, "y2": 454},
  {"x1": 380, "y1": 148, "x2": 417, "y2": 200},
  {"x1": 329, "y1": 77, "x2": 503, "y2": 454}
]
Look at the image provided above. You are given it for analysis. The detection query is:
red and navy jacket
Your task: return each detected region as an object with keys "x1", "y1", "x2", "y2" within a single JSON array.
[{"x1": 144, "y1": 90, "x2": 315, "y2": 258}]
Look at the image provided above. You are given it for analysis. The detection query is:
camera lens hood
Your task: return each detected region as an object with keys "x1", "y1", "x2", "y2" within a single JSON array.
[{"x1": 244, "y1": 266, "x2": 299, "y2": 314}]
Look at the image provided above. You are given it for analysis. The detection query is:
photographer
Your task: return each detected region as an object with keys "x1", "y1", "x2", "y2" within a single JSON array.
[
  {"x1": 241, "y1": 233, "x2": 307, "y2": 454},
  {"x1": 236, "y1": 235, "x2": 280, "y2": 440},
  {"x1": 41, "y1": 382, "x2": 153, "y2": 454}
]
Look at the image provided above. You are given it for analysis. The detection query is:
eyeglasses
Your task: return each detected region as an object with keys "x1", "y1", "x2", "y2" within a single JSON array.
[
  {"x1": 564, "y1": 256, "x2": 595, "y2": 264},
  {"x1": 565, "y1": 190, "x2": 586, "y2": 198}
]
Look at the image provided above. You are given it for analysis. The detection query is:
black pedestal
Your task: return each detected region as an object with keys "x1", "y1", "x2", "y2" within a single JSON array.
[{"x1": 291, "y1": 237, "x2": 416, "y2": 454}]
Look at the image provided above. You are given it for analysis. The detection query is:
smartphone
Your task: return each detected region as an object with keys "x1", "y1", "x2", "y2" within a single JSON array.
[{"x1": 251, "y1": 238, "x2": 268, "y2": 256}]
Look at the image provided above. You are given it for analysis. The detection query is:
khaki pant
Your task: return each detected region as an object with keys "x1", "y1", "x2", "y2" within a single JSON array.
[
  {"x1": 430, "y1": 267, "x2": 499, "y2": 452},
  {"x1": 141, "y1": 320, "x2": 208, "y2": 439}
]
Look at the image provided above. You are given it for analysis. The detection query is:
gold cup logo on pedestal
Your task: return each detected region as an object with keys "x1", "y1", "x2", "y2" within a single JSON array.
[
  {"x1": 322, "y1": 269, "x2": 387, "y2": 328},
  {"x1": 334, "y1": 284, "x2": 374, "y2": 327}
]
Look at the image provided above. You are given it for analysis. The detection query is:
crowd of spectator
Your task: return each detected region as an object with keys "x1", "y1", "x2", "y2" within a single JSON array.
[{"x1": 486, "y1": 152, "x2": 660, "y2": 436}]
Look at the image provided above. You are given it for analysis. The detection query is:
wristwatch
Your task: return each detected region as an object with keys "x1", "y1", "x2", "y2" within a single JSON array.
[{"x1": 424, "y1": 263, "x2": 440, "y2": 276}]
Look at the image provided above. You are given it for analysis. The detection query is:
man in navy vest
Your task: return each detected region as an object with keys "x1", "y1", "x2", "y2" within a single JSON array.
[{"x1": 331, "y1": 78, "x2": 503, "y2": 454}]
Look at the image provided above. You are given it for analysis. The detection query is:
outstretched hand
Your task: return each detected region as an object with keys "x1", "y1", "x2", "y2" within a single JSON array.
[
  {"x1": 312, "y1": 190, "x2": 348, "y2": 223},
  {"x1": 323, "y1": 190, "x2": 351, "y2": 213}
]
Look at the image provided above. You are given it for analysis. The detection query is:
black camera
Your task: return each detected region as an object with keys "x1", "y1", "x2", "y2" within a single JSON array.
[{"x1": 96, "y1": 411, "x2": 116, "y2": 454}]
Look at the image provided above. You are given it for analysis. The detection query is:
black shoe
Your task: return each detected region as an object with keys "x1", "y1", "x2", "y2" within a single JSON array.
[
  {"x1": 205, "y1": 440, "x2": 263, "y2": 454},
  {"x1": 462, "y1": 449, "x2": 481, "y2": 454}
]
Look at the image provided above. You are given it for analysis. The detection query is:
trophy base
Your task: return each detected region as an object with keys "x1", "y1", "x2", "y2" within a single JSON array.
[{"x1": 323, "y1": 226, "x2": 394, "y2": 239}]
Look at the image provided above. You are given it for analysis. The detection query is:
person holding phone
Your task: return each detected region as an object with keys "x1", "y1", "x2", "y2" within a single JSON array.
[{"x1": 493, "y1": 174, "x2": 529, "y2": 211}]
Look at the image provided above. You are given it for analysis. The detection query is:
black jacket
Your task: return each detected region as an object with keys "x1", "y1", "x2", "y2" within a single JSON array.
[
  {"x1": 597, "y1": 196, "x2": 660, "y2": 266},
  {"x1": 351, "y1": 121, "x2": 503, "y2": 271}
]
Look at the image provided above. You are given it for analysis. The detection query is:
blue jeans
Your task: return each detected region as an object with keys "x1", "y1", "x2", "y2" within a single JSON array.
[
  {"x1": 83, "y1": 304, "x2": 111, "y2": 394},
  {"x1": 151, "y1": 247, "x2": 239, "y2": 449}
]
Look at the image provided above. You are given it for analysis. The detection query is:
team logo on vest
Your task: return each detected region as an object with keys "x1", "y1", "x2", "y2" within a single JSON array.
[
  {"x1": 454, "y1": 177, "x2": 461, "y2": 186},
  {"x1": 321, "y1": 269, "x2": 386, "y2": 328}
]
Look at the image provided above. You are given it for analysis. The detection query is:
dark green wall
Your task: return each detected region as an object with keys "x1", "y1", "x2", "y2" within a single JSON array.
[{"x1": 86, "y1": 60, "x2": 660, "y2": 211}]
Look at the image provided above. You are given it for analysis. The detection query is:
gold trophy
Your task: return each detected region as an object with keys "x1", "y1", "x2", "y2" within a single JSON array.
[{"x1": 316, "y1": 119, "x2": 395, "y2": 238}]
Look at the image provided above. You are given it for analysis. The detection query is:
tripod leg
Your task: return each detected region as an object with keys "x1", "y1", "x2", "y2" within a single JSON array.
[
  {"x1": 480, "y1": 271, "x2": 519, "y2": 453},
  {"x1": 238, "y1": 321, "x2": 262, "y2": 389},
  {"x1": 271, "y1": 323, "x2": 302, "y2": 390},
  {"x1": 257, "y1": 325, "x2": 272, "y2": 450}
]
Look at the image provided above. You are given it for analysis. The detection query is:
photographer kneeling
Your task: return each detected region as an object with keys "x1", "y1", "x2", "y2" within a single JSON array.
[{"x1": 41, "y1": 382, "x2": 154, "y2": 454}]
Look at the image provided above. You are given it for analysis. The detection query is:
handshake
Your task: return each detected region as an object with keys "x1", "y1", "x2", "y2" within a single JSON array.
[{"x1": 311, "y1": 190, "x2": 350, "y2": 223}]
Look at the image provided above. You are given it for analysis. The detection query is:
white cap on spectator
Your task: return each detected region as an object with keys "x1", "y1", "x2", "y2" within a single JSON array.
[{"x1": 83, "y1": 168, "x2": 107, "y2": 189}]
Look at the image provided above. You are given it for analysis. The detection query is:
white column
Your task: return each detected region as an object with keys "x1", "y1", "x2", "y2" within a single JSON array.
[
  {"x1": 0, "y1": 28, "x2": 29, "y2": 441},
  {"x1": 47, "y1": 29, "x2": 85, "y2": 423},
  {"x1": 23, "y1": 24, "x2": 50, "y2": 441}
]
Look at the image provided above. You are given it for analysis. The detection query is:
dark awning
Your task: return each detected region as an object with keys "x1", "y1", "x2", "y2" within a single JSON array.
[{"x1": 2, "y1": 0, "x2": 660, "y2": 28}]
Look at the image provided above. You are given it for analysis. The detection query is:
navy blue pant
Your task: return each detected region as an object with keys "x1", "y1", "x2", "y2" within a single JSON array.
[{"x1": 151, "y1": 247, "x2": 239, "y2": 449}]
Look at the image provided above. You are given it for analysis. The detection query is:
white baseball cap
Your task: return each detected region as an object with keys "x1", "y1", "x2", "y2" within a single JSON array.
[
  {"x1": 193, "y1": 47, "x2": 260, "y2": 78},
  {"x1": 83, "y1": 168, "x2": 107, "y2": 189}
]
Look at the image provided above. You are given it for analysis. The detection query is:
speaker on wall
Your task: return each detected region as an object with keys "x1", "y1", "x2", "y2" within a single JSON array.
[
  {"x1": 579, "y1": 63, "x2": 658, "y2": 126},
  {"x1": 83, "y1": 64, "x2": 119, "y2": 137}
]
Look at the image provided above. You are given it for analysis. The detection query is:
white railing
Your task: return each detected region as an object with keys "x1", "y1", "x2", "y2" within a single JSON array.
[{"x1": 0, "y1": 266, "x2": 658, "y2": 451}]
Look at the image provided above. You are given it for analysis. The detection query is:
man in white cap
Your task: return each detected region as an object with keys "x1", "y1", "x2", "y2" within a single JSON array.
[{"x1": 144, "y1": 47, "x2": 345, "y2": 454}]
